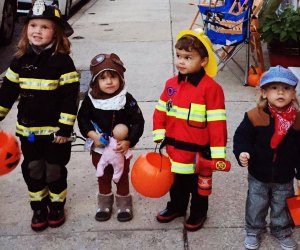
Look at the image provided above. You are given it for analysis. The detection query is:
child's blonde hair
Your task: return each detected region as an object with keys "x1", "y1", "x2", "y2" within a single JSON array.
[{"x1": 15, "y1": 21, "x2": 71, "y2": 58}]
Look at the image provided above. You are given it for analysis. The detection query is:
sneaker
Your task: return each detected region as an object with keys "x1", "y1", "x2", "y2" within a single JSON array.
[
  {"x1": 184, "y1": 215, "x2": 207, "y2": 232},
  {"x1": 95, "y1": 208, "x2": 112, "y2": 222},
  {"x1": 244, "y1": 234, "x2": 260, "y2": 250},
  {"x1": 31, "y1": 209, "x2": 48, "y2": 231},
  {"x1": 276, "y1": 236, "x2": 297, "y2": 250},
  {"x1": 156, "y1": 208, "x2": 185, "y2": 223},
  {"x1": 48, "y1": 209, "x2": 65, "y2": 228}
]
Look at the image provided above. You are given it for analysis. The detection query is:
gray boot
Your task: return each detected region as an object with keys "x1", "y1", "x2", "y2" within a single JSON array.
[
  {"x1": 116, "y1": 194, "x2": 133, "y2": 222},
  {"x1": 95, "y1": 193, "x2": 114, "y2": 221}
]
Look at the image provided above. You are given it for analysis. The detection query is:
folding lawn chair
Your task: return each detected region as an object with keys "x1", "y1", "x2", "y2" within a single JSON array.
[
  {"x1": 249, "y1": 0, "x2": 265, "y2": 72},
  {"x1": 189, "y1": 0, "x2": 265, "y2": 85},
  {"x1": 197, "y1": 0, "x2": 225, "y2": 8},
  {"x1": 189, "y1": 0, "x2": 235, "y2": 30}
]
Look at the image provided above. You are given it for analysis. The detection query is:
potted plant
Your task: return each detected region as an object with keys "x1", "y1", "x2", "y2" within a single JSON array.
[{"x1": 258, "y1": 4, "x2": 300, "y2": 67}]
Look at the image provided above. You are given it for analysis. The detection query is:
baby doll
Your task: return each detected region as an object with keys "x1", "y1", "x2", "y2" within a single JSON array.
[{"x1": 96, "y1": 124, "x2": 133, "y2": 182}]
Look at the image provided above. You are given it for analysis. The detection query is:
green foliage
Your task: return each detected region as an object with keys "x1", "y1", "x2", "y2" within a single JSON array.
[
  {"x1": 258, "y1": 0, "x2": 282, "y2": 26},
  {"x1": 259, "y1": 6, "x2": 300, "y2": 46}
]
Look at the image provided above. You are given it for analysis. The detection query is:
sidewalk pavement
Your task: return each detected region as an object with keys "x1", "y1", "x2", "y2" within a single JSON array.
[{"x1": 0, "y1": 0, "x2": 299, "y2": 249}]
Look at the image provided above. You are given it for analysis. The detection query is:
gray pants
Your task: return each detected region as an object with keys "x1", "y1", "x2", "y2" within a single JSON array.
[{"x1": 245, "y1": 174, "x2": 294, "y2": 238}]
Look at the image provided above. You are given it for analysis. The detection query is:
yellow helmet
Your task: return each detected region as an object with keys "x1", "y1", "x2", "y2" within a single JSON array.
[{"x1": 176, "y1": 29, "x2": 217, "y2": 77}]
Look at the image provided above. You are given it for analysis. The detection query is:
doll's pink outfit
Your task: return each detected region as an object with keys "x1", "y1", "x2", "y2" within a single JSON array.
[{"x1": 96, "y1": 137, "x2": 132, "y2": 183}]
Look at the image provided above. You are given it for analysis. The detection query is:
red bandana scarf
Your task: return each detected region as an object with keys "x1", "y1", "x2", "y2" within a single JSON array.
[{"x1": 268, "y1": 103, "x2": 297, "y2": 149}]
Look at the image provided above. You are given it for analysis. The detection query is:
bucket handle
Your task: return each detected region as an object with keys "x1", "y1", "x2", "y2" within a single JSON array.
[{"x1": 154, "y1": 139, "x2": 167, "y2": 172}]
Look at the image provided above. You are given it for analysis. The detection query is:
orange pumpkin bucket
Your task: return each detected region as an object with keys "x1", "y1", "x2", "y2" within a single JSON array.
[
  {"x1": 286, "y1": 196, "x2": 300, "y2": 226},
  {"x1": 131, "y1": 152, "x2": 174, "y2": 198},
  {"x1": 0, "y1": 131, "x2": 21, "y2": 176}
]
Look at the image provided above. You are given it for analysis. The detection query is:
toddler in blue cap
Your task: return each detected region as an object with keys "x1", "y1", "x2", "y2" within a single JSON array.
[{"x1": 233, "y1": 66, "x2": 300, "y2": 250}]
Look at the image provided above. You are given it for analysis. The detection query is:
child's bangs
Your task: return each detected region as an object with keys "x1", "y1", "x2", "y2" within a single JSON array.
[
  {"x1": 175, "y1": 36, "x2": 194, "y2": 52},
  {"x1": 101, "y1": 70, "x2": 119, "y2": 78},
  {"x1": 175, "y1": 35, "x2": 208, "y2": 58}
]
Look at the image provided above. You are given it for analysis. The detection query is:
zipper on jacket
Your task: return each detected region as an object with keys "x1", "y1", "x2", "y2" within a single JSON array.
[
  {"x1": 272, "y1": 149, "x2": 277, "y2": 162},
  {"x1": 271, "y1": 149, "x2": 277, "y2": 182}
]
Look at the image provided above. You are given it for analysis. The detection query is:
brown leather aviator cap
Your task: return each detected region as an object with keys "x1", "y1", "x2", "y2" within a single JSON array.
[{"x1": 90, "y1": 53, "x2": 126, "y2": 82}]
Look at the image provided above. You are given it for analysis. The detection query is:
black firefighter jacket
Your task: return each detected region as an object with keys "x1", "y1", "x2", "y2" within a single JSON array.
[
  {"x1": 0, "y1": 46, "x2": 80, "y2": 138},
  {"x1": 77, "y1": 92, "x2": 145, "y2": 148}
]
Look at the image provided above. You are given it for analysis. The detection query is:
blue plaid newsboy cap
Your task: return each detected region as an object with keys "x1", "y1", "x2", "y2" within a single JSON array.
[{"x1": 260, "y1": 65, "x2": 299, "y2": 88}]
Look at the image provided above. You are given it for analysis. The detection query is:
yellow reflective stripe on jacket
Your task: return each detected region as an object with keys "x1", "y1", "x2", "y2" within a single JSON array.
[
  {"x1": 210, "y1": 146, "x2": 226, "y2": 158},
  {"x1": 49, "y1": 189, "x2": 67, "y2": 202},
  {"x1": 19, "y1": 78, "x2": 59, "y2": 90},
  {"x1": 16, "y1": 122, "x2": 58, "y2": 137},
  {"x1": 5, "y1": 68, "x2": 19, "y2": 83},
  {"x1": 153, "y1": 129, "x2": 165, "y2": 141},
  {"x1": 188, "y1": 103, "x2": 207, "y2": 122},
  {"x1": 156, "y1": 100, "x2": 207, "y2": 122},
  {"x1": 171, "y1": 159, "x2": 195, "y2": 174},
  {"x1": 59, "y1": 113, "x2": 76, "y2": 125},
  {"x1": 167, "y1": 106, "x2": 177, "y2": 117},
  {"x1": 155, "y1": 99, "x2": 167, "y2": 112},
  {"x1": 174, "y1": 106, "x2": 188, "y2": 119},
  {"x1": 0, "y1": 106, "x2": 9, "y2": 118},
  {"x1": 59, "y1": 71, "x2": 80, "y2": 85},
  {"x1": 169, "y1": 105, "x2": 207, "y2": 122},
  {"x1": 207, "y1": 109, "x2": 226, "y2": 121},
  {"x1": 158, "y1": 103, "x2": 192, "y2": 120},
  {"x1": 29, "y1": 187, "x2": 49, "y2": 202}
]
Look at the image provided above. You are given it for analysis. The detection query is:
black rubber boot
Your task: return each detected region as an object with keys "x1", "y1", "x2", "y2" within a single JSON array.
[
  {"x1": 31, "y1": 209, "x2": 48, "y2": 231},
  {"x1": 156, "y1": 208, "x2": 185, "y2": 223},
  {"x1": 48, "y1": 209, "x2": 65, "y2": 228},
  {"x1": 184, "y1": 214, "x2": 207, "y2": 232}
]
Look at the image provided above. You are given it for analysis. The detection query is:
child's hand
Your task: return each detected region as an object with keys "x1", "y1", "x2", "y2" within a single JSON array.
[
  {"x1": 115, "y1": 140, "x2": 130, "y2": 154},
  {"x1": 53, "y1": 136, "x2": 68, "y2": 144},
  {"x1": 239, "y1": 152, "x2": 250, "y2": 167},
  {"x1": 87, "y1": 131, "x2": 105, "y2": 147},
  {"x1": 94, "y1": 133, "x2": 108, "y2": 147}
]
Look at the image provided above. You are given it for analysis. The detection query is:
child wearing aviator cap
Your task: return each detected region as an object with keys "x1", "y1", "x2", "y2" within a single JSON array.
[
  {"x1": 233, "y1": 66, "x2": 300, "y2": 250},
  {"x1": 77, "y1": 53, "x2": 144, "y2": 222}
]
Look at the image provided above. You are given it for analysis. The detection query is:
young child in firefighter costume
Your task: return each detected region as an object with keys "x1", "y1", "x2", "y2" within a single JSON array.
[
  {"x1": 77, "y1": 53, "x2": 144, "y2": 222},
  {"x1": 152, "y1": 29, "x2": 227, "y2": 231},
  {"x1": 233, "y1": 66, "x2": 300, "y2": 250},
  {"x1": 0, "y1": 0, "x2": 79, "y2": 231}
]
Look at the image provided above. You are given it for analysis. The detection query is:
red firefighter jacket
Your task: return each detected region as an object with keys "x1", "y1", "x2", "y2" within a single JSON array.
[{"x1": 153, "y1": 71, "x2": 227, "y2": 174}]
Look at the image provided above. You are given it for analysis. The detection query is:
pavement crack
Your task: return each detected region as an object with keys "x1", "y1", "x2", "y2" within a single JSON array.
[{"x1": 183, "y1": 228, "x2": 189, "y2": 250}]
